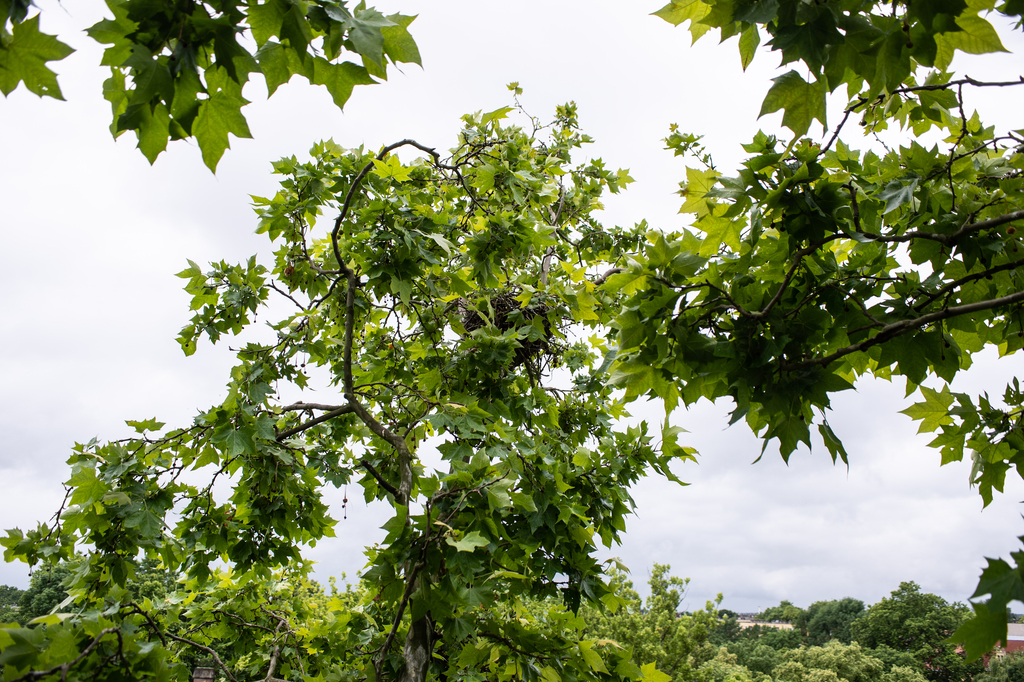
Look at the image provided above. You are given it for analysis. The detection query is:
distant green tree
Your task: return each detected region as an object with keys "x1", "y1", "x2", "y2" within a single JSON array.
[
  {"x1": 758, "y1": 601, "x2": 804, "y2": 623},
  {"x1": 748, "y1": 627, "x2": 801, "y2": 650},
  {"x1": 126, "y1": 556, "x2": 178, "y2": 603},
  {"x1": 797, "y1": 598, "x2": 865, "y2": 645},
  {"x1": 18, "y1": 564, "x2": 71, "y2": 624},
  {"x1": 0, "y1": 584, "x2": 24, "y2": 623},
  {"x1": 729, "y1": 642, "x2": 780, "y2": 677},
  {"x1": 975, "y1": 652, "x2": 1024, "y2": 682},
  {"x1": 584, "y1": 565, "x2": 720, "y2": 682},
  {"x1": 849, "y1": 582, "x2": 983, "y2": 682},
  {"x1": 880, "y1": 665, "x2": 929, "y2": 682},
  {"x1": 710, "y1": 613, "x2": 742, "y2": 646},
  {"x1": 866, "y1": 644, "x2": 921, "y2": 674},
  {"x1": 697, "y1": 647, "x2": 769, "y2": 682},
  {"x1": 774, "y1": 641, "x2": 884, "y2": 682}
]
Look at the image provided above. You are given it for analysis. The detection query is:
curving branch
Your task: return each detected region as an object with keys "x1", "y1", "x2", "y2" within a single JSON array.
[{"x1": 163, "y1": 632, "x2": 239, "y2": 682}]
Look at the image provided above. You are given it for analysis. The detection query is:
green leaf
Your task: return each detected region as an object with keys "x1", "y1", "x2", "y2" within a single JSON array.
[
  {"x1": 193, "y1": 67, "x2": 252, "y2": 171},
  {"x1": 312, "y1": 58, "x2": 375, "y2": 109},
  {"x1": 818, "y1": 422, "x2": 849, "y2": 466},
  {"x1": 136, "y1": 102, "x2": 171, "y2": 163},
  {"x1": 950, "y1": 600, "x2": 1007, "y2": 661},
  {"x1": 0, "y1": 15, "x2": 74, "y2": 98},
  {"x1": 738, "y1": 24, "x2": 760, "y2": 71},
  {"x1": 608, "y1": 361, "x2": 655, "y2": 399},
  {"x1": 125, "y1": 418, "x2": 165, "y2": 433},
  {"x1": 346, "y1": 9, "x2": 394, "y2": 68},
  {"x1": 247, "y1": 0, "x2": 287, "y2": 47},
  {"x1": 639, "y1": 662, "x2": 672, "y2": 682},
  {"x1": 876, "y1": 177, "x2": 919, "y2": 214},
  {"x1": 446, "y1": 530, "x2": 489, "y2": 552},
  {"x1": 935, "y1": 14, "x2": 1008, "y2": 70},
  {"x1": 125, "y1": 509, "x2": 162, "y2": 538},
  {"x1": 695, "y1": 206, "x2": 742, "y2": 256},
  {"x1": 579, "y1": 642, "x2": 609, "y2": 673},
  {"x1": 381, "y1": 14, "x2": 421, "y2": 65},
  {"x1": 652, "y1": 0, "x2": 712, "y2": 41},
  {"x1": 900, "y1": 385, "x2": 955, "y2": 433},
  {"x1": 758, "y1": 70, "x2": 827, "y2": 138}
]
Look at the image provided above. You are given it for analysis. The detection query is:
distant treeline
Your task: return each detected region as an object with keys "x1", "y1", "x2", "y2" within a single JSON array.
[{"x1": 2, "y1": 561, "x2": 1019, "y2": 682}]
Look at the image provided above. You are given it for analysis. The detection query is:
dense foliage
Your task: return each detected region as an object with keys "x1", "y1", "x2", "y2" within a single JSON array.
[
  {"x1": 2, "y1": 0, "x2": 1024, "y2": 678},
  {"x1": 0, "y1": 0, "x2": 420, "y2": 169}
]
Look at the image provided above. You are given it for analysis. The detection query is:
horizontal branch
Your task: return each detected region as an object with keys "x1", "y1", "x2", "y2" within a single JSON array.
[
  {"x1": 852, "y1": 209, "x2": 1024, "y2": 247},
  {"x1": 278, "y1": 402, "x2": 348, "y2": 413},
  {"x1": 783, "y1": 290, "x2": 1024, "y2": 371}
]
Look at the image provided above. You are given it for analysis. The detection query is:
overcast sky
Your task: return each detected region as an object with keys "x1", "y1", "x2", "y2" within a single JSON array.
[{"x1": 3, "y1": 0, "x2": 1024, "y2": 615}]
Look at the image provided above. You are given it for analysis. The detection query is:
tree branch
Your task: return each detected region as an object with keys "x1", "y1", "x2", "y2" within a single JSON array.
[
  {"x1": 8, "y1": 628, "x2": 120, "y2": 682},
  {"x1": 359, "y1": 459, "x2": 401, "y2": 498},
  {"x1": 164, "y1": 632, "x2": 239, "y2": 682},
  {"x1": 851, "y1": 209, "x2": 1024, "y2": 247},
  {"x1": 347, "y1": 399, "x2": 413, "y2": 505},
  {"x1": 374, "y1": 560, "x2": 425, "y2": 681},
  {"x1": 783, "y1": 290, "x2": 1024, "y2": 371},
  {"x1": 276, "y1": 405, "x2": 355, "y2": 441},
  {"x1": 594, "y1": 267, "x2": 625, "y2": 286},
  {"x1": 913, "y1": 258, "x2": 1024, "y2": 311}
]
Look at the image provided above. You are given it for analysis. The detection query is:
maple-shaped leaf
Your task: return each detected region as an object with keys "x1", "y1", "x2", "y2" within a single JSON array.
[
  {"x1": 900, "y1": 385, "x2": 955, "y2": 433},
  {"x1": 0, "y1": 15, "x2": 74, "y2": 99},
  {"x1": 445, "y1": 530, "x2": 489, "y2": 552},
  {"x1": 652, "y1": 0, "x2": 712, "y2": 41},
  {"x1": 193, "y1": 66, "x2": 252, "y2": 171},
  {"x1": 758, "y1": 70, "x2": 827, "y2": 138},
  {"x1": 950, "y1": 600, "x2": 1008, "y2": 661},
  {"x1": 935, "y1": 14, "x2": 1009, "y2": 70},
  {"x1": 312, "y1": 58, "x2": 374, "y2": 108}
]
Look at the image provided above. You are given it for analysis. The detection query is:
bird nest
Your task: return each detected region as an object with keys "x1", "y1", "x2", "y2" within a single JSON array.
[{"x1": 458, "y1": 289, "x2": 565, "y2": 371}]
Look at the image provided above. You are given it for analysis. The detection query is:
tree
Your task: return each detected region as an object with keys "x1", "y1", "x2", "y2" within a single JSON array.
[
  {"x1": 642, "y1": 0, "x2": 1024, "y2": 656},
  {"x1": 697, "y1": 647, "x2": 769, "y2": 682},
  {"x1": 0, "y1": 584, "x2": 24, "y2": 624},
  {"x1": 849, "y1": 582, "x2": 982, "y2": 682},
  {"x1": 16, "y1": 564, "x2": 71, "y2": 625},
  {"x1": 0, "y1": 0, "x2": 421, "y2": 170},
  {"x1": 582, "y1": 564, "x2": 721, "y2": 682},
  {"x1": 798, "y1": 598, "x2": 865, "y2": 646},
  {"x1": 2, "y1": 0, "x2": 1024, "y2": 677},
  {"x1": 774, "y1": 641, "x2": 884, "y2": 682},
  {"x1": 0, "y1": 101, "x2": 681, "y2": 681},
  {"x1": 758, "y1": 601, "x2": 804, "y2": 623}
]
